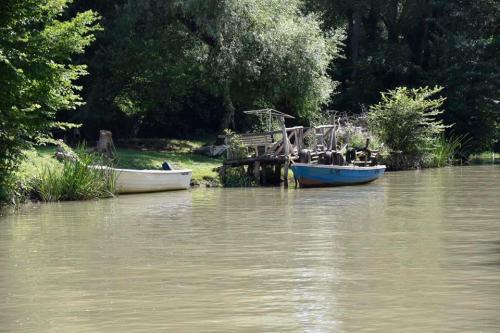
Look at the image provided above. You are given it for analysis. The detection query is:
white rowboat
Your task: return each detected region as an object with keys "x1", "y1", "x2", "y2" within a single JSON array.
[{"x1": 109, "y1": 167, "x2": 192, "y2": 194}]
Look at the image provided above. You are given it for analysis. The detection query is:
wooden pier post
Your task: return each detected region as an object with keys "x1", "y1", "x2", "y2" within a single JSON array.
[
  {"x1": 261, "y1": 163, "x2": 268, "y2": 185},
  {"x1": 274, "y1": 164, "x2": 281, "y2": 185},
  {"x1": 280, "y1": 116, "x2": 290, "y2": 188},
  {"x1": 254, "y1": 161, "x2": 261, "y2": 185}
]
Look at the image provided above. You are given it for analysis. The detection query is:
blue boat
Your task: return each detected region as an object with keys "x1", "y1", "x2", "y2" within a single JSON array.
[{"x1": 291, "y1": 163, "x2": 386, "y2": 187}]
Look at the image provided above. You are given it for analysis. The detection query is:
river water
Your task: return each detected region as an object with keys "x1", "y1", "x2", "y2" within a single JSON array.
[{"x1": 0, "y1": 165, "x2": 499, "y2": 332}]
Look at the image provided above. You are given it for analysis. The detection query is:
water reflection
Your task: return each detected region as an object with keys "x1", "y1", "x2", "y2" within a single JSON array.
[{"x1": 0, "y1": 165, "x2": 499, "y2": 332}]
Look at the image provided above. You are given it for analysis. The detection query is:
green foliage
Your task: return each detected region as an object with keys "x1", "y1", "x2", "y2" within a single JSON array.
[
  {"x1": 430, "y1": 134, "x2": 470, "y2": 168},
  {"x1": 223, "y1": 130, "x2": 248, "y2": 160},
  {"x1": 74, "y1": 0, "x2": 344, "y2": 135},
  {"x1": 368, "y1": 86, "x2": 447, "y2": 157},
  {"x1": 32, "y1": 149, "x2": 116, "y2": 202},
  {"x1": 305, "y1": 0, "x2": 499, "y2": 152},
  {"x1": 220, "y1": 167, "x2": 256, "y2": 188},
  {"x1": 0, "y1": 0, "x2": 100, "y2": 202}
]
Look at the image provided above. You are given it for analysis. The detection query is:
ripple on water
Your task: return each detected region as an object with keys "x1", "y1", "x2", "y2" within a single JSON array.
[{"x1": 0, "y1": 165, "x2": 499, "y2": 332}]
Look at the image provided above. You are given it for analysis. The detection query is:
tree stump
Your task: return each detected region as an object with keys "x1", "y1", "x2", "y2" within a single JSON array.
[{"x1": 96, "y1": 130, "x2": 115, "y2": 157}]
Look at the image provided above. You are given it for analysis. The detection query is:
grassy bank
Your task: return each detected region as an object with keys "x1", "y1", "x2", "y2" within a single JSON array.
[
  {"x1": 114, "y1": 148, "x2": 221, "y2": 186},
  {"x1": 31, "y1": 142, "x2": 222, "y2": 185},
  {"x1": 14, "y1": 148, "x2": 116, "y2": 203},
  {"x1": 7, "y1": 140, "x2": 221, "y2": 204},
  {"x1": 469, "y1": 151, "x2": 499, "y2": 164}
]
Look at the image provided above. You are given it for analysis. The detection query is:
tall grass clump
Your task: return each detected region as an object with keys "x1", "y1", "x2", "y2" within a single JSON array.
[
  {"x1": 33, "y1": 150, "x2": 116, "y2": 202},
  {"x1": 430, "y1": 133, "x2": 470, "y2": 167}
]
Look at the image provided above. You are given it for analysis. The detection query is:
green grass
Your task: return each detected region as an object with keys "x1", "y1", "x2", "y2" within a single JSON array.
[
  {"x1": 15, "y1": 148, "x2": 116, "y2": 202},
  {"x1": 430, "y1": 133, "x2": 470, "y2": 167},
  {"x1": 469, "y1": 151, "x2": 498, "y2": 164},
  {"x1": 10, "y1": 139, "x2": 222, "y2": 203},
  {"x1": 14, "y1": 149, "x2": 60, "y2": 201},
  {"x1": 33, "y1": 139, "x2": 222, "y2": 185},
  {"x1": 33, "y1": 141, "x2": 222, "y2": 185},
  {"x1": 114, "y1": 148, "x2": 222, "y2": 184}
]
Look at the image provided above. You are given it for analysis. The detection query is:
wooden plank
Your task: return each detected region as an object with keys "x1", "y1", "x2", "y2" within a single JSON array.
[
  {"x1": 280, "y1": 116, "x2": 290, "y2": 188},
  {"x1": 224, "y1": 155, "x2": 299, "y2": 166}
]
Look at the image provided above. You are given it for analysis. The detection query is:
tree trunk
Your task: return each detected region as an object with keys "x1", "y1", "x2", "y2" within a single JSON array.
[
  {"x1": 383, "y1": 0, "x2": 400, "y2": 44},
  {"x1": 220, "y1": 83, "x2": 235, "y2": 130},
  {"x1": 350, "y1": 7, "x2": 361, "y2": 81},
  {"x1": 96, "y1": 130, "x2": 115, "y2": 158}
]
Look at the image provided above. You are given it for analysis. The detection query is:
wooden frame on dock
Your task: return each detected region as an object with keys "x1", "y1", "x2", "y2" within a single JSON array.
[
  {"x1": 222, "y1": 109, "x2": 374, "y2": 187},
  {"x1": 222, "y1": 109, "x2": 305, "y2": 187}
]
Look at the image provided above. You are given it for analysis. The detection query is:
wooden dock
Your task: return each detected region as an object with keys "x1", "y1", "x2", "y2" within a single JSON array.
[{"x1": 220, "y1": 109, "x2": 378, "y2": 187}]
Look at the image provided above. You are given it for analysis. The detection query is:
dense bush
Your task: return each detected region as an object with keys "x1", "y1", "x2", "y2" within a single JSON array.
[
  {"x1": 219, "y1": 167, "x2": 256, "y2": 188},
  {"x1": 368, "y1": 86, "x2": 447, "y2": 159},
  {"x1": 0, "y1": 0, "x2": 99, "y2": 202}
]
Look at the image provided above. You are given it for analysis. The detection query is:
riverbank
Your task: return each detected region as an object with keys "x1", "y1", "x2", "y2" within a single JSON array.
[
  {"x1": 26, "y1": 142, "x2": 222, "y2": 187},
  {"x1": 5, "y1": 141, "x2": 220, "y2": 204},
  {"x1": 113, "y1": 140, "x2": 221, "y2": 187},
  {"x1": 5, "y1": 139, "x2": 497, "y2": 206}
]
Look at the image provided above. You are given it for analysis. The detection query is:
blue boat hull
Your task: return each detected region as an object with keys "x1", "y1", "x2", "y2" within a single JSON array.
[{"x1": 291, "y1": 163, "x2": 386, "y2": 187}]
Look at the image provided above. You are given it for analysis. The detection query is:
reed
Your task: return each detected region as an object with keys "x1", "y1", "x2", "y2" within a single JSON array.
[
  {"x1": 33, "y1": 150, "x2": 116, "y2": 202},
  {"x1": 431, "y1": 133, "x2": 470, "y2": 167}
]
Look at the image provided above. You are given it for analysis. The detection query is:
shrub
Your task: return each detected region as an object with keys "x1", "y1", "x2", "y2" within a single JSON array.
[
  {"x1": 0, "y1": 2, "x2": 99, "y2": 203},
  {"x1": 32, "y1": 150, "x2": 116, "y2": 202},
  {"x1": 368, "y1": 86, "x2": 447, "y2": 159},
  {"x1": 224, "y1": 129, "x2": 248, "y2": 160},
  {"x1": 219, "y1": 166, "x2": 256, "y2": 187}
]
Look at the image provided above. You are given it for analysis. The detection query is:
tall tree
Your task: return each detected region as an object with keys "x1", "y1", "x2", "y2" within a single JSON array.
[
  {"x1": 0, "y1": 0, "x2": 99, "y2": 200},
  {"x1": 75, "y1": 0, "x2": 345, "y2": 135}
]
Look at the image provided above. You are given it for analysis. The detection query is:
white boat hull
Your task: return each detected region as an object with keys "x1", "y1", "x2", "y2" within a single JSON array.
[{"x1": 112, "y1": 168, "x2": 192, "y2": 194}]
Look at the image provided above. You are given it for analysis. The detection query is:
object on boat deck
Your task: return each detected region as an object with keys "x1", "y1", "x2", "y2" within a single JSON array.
[
  {"x1": 162, "y1": 161, "x2": 173, "y2": 170},
  {"x1": 291, "y1": 163, "x2": 386, "y2": 187}
]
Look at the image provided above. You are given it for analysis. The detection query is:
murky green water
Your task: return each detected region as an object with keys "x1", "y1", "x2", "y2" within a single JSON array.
[{"x1": 1, "y1": 165, "x2": 499, "y2": 332}]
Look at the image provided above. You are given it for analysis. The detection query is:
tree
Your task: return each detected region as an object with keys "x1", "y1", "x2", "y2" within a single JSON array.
[
  {"x1": 0, "y1": 0, "x2": 99, "y2": 200},
  {"x1": 425, "y1": 0, "x2": 500, "y2": 152},
  {"x1": 176, "y1": 0, "x2": 345, "y2": 128},
  {"x1": 74, "y1": 0, "x2": 345, "y2": 136},
  {"x1": 305, "y1": 0, "x2": 499, "y2": 152}
]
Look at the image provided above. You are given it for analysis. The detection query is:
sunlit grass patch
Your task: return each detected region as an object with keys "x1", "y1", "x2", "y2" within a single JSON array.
[{"x1": 114, "y1": 147, "x2": 222, "y2": 184}]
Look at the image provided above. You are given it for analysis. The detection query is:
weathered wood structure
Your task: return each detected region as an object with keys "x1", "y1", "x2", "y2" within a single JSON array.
[
  {"x1": 222, "y1": 109, "x2": 380, "y2": 187},
  {"x1": 223, "y1": 109, "x2": 297, "y2": 187}
]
